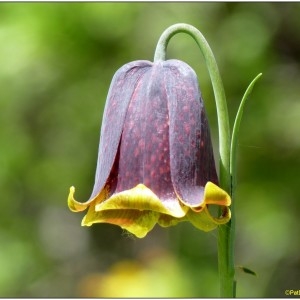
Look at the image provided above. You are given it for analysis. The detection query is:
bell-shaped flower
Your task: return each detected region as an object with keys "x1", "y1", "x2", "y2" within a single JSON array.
[{"x1": 68, "y1": 59, "x2": 231, "y2": 238}]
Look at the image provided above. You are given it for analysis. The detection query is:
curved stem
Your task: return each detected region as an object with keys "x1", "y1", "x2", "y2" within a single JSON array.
[
  {"x1": 154, "y1": 23, "x2": 233, "y2": 297},
  {"x1": 154, "y1": 23, "x2": 230, "y2": 191}
]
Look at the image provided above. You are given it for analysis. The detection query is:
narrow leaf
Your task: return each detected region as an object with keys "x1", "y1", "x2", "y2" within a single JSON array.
[{"x1": 230, "y1": 73, "x2": 262, "y2": 193}]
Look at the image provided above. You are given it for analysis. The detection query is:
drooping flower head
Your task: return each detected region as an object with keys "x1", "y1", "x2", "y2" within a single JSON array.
[{"x1": 68, "y1": 59, "x2": 231, "y2": 238}]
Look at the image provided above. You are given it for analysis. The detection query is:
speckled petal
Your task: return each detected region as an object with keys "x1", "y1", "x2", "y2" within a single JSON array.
[
  {"x1": 89, "y1": 61, "x2": 152, "y2": 200},
  {"x1": 114, "y1": 62, "x2": 178, "y2": 206},
  {"x1": 165, "y1": 60, "x2": 218, "y2": 207}
]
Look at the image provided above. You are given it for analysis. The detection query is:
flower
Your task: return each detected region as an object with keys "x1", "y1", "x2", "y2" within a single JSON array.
[{"x1": 68, "y1": 59, "x2": 231, "y2": 238}]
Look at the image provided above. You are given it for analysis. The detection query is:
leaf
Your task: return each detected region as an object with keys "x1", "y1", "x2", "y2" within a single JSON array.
[
  {"x1": 237, "y1": 265, "x2": 257, "y2": 277},
  {"x1": 230, "y1": 73, "x2": 262, "y2": 192}
]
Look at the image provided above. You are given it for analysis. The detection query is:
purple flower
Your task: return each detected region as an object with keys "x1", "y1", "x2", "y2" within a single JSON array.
[{"x1": 68, "y1": 59, "x2": 231, "y2": 238}]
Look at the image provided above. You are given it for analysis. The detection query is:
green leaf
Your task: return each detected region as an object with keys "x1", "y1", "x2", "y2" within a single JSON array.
[
  {"x1": 237, "y1": 265, "x2": 257, "y2": 277},
  {"x1": 230, "y1": 73, "x2": 262, "y2": 193}
]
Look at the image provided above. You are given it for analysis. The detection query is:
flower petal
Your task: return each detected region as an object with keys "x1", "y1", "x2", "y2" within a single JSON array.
[
  {"x1": 187, "y1": 205, "x2": 231, "y2": 232},
  {"x1": 203, "y1": 181, "x2": 231, "y2": 206},
  {"x1": 185, "y1": 182, "x2": 231, "y2": 231},
  {"x1": 82, "y1": 183, "x2": 189, "y2": 238},
  {"x1": 165, "y1": 60, "x2": 219, "y2": 207},
  {"x1": 114, "y1": 62, "x2": 179, "y2": 207},
  {"x1": 89, "y1": 61, "x2": 152, "y2": 200},
  {"x1": 96, "y1": 184, "x2": 188, "y2": 218},
  {"x1": 68, "y1": 186, "x2": 105, "y2": 212},
  {"x1": 158, "y1": 214, "x2": 185, "y2": 228},
  {"x1": 83, "y1": 206, "x2": 159, "y2": 238}
]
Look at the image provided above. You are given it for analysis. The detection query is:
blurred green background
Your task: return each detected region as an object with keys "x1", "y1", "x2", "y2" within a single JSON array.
[{"x1": 1, "y1": 2, "x2": 300, "y2": 297}]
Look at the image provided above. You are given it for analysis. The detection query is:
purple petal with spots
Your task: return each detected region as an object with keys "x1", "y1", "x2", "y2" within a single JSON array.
[
  {"x1": 115, "y1": 62, "x2": 178, "y2": 207},
  {"x1": 89, "y1": 61, "x2": 152, "y2": 200},
  {"x1": 165, "y1": 60, "x2": 218, "y2": 207}
]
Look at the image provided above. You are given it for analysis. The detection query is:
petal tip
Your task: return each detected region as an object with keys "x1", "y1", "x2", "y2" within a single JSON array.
[
  {"x1": 187, "y1": 205, "x2": 231, "y2": 232},
  {"x1": 67, "y1": 186, "x2": 89, "y2": 212},
  {"x1": 204, "y1": 181, "x2": 231, "y2": 206},
  {"x1": 81, "y1": 215, "x2": 93, "y2": 226}
]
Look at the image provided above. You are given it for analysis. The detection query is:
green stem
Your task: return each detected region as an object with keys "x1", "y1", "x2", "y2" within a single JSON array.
[{"x1": 154, "y1": 23, "x2": 233, "y2": 297}]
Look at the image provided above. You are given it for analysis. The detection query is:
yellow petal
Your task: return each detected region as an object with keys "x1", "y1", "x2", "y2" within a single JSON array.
[
  {"x1": 187, "y1": 205, "x2": 231, "y2": 232},
  {"x1": 83, "y1": 206, "x2": 159, "y2": 238},
  {"x1": 68, "y1": 186, "x2": 108, "y2": 212},
  {"x1": 95, "y1": 184, "x2": 188, "y2": 218},
  {"x1": 158, "y1": 214, "x2": 185, "y2": 228},
  {"x1": 204, "y1": 181, "x2": 231, "y2": 206}
]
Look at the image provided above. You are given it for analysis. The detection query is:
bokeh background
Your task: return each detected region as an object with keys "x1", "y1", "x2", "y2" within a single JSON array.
[{"x1": 1, "y1": 2, "x2": 300, "y2": 297}]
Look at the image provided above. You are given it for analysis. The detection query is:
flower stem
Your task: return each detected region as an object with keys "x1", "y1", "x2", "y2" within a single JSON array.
[{"x1": 154, "y1": 23, "x2": 234, "y2": 297}]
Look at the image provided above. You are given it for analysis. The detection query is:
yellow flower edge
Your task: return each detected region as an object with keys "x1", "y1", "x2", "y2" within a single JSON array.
[
  {"x1": 95, "y1": 184, "x2": 188, "y2": 218},
  {"x1": 204, "y1": 181, "x2": 231, "y2": 206},
  {"x1": 84, "y1": 204, "x2": 159, "y2": 238},
  {"x1": 67, "y1": 181, "x2": 231, "y2": 238}
]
